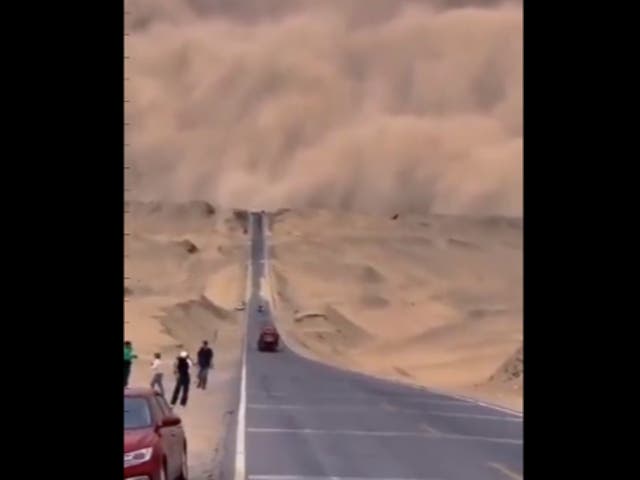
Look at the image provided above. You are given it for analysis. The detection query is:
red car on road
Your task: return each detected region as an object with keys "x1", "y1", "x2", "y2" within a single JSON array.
[
  {"x1": 124, "y1": 388, "x2": 188, "y2": 480},
  {"x1": 257, "y1": 325, "x2": 280, "y2": 352}
]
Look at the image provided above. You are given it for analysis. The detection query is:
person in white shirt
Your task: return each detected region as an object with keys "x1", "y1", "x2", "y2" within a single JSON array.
[{"x1": 150, "y1": 352, "x2": 164, "y2": 396}]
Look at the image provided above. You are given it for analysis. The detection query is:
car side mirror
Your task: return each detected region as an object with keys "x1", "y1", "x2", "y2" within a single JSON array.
[{"x1": 160, "y1": 415, "x2": 181, "y2": 428}]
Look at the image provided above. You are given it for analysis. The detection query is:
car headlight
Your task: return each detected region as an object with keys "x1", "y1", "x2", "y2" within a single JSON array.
[{"x1": 124, "y1": 447, "x2": 153, "y2": 468}]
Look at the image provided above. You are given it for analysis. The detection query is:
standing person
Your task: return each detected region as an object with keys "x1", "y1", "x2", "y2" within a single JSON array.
[
  {"x1": 171, "y1": 351, "x2": 192, "y2": 407},
  {"x1": 196, "y1": 340, "x2": 214, "y2": 390},
  {"x1": 124, "y1": 341, "x2": 138, "y2": 388},
  {"x1": 150, "y1": 353, "x2": 164, "y2": 396}
]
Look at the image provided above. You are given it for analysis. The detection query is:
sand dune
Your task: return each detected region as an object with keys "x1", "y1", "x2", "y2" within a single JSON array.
[
  {"x1": 125, "y1": 202, "x2": 248, "y2": 298},
  {"x1": 291, "y1": 305, "x2": 374, "y2": 356},
  {"x1": 269, "y1": 208, "x2": 522, "y2": 410},
  {"x1": 125, "y1": 202, "x2": 247, "y2": 479}
]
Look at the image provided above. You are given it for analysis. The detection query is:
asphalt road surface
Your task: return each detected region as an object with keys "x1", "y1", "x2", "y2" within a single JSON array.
[{"x1": 231, "y1": 212, "x2": 523, "y2": 480}]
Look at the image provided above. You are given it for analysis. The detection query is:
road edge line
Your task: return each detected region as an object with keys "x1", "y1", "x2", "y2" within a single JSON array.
[{"x1": 234, "y1": 213, "x2": 253, "y2": 480}]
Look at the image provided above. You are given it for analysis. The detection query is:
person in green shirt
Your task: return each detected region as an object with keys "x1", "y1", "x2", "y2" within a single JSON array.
[{"x1": 124, "y1": 341, "x2": 138, "y2": 387}]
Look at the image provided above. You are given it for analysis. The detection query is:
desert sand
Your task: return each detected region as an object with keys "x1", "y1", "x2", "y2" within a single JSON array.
[
  {"x1": 124, "y1": 199, "x2": 522, "y2": 480},
  {"x1": 267, "y1": 208, "x2": 522, "y2": 411},
  {"x1": 124, "y1": 202, "x2": 248, "y2": 479}
]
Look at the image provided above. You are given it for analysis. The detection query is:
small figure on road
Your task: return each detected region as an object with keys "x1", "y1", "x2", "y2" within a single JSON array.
[
  {"x1": 171, "y1": 351, "x2": 192, "y2": 407},
  {"x1": 124, "y1": 341, "x2": 138, "y2": 388},
  {"x1": 196, "y1": 341, "x2": 214, "y2": 390},
  {"x1": 150, "y1": 352, "x2": 164, "y2": 396}
]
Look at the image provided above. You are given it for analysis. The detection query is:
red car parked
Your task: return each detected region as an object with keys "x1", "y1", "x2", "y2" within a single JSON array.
[{"x1": 124, "y1": 388, "x2": 188, "y2": 480}]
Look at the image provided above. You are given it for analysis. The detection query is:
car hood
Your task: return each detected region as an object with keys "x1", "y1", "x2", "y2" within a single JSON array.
[{"x1": 124, "y1": 427, "x2": 157, "y2": 452}]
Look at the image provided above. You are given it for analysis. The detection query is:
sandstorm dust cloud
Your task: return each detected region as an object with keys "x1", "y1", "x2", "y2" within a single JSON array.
[{"x1": 125, "y1": 0, "x2": 522, "y2": 216}]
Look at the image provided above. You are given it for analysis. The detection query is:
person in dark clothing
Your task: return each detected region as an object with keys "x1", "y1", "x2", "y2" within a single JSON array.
[
  {"x1": 124, "y1": 341, "x2": 138, "y2": 388},
  {"x1": 196, "y1": 341, "x2": 214, "y2": 389},
  {"x1": 171, "y1": 351, "x2": 192, "y2": 407}
]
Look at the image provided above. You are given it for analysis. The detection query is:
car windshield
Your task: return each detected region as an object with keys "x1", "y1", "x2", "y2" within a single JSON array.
[{"x1": 124, "y1": 397, "x2": 153, "y2": 429}]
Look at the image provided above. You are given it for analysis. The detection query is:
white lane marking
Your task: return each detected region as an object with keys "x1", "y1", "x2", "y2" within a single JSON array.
[
  {"x1": 247, "y1": 391, "x2": 461, "y2": 401},
  {"x1": 402, "y1": 398, "x2": 476, "y2": 406},
  {"x1": 248, "y1": 392, "x2": 359, "y2": 397},
  {"x1": 247, "y1": 390, "x2": 490, "y2": 405},
  {"x1": 234, "y1": 215, "x2": 253, "y2": 480},
  {"x1": 249, "y1": 476, "x2": 445, "y2": 480},
  {"x1": 234, "y1": 345, "x2": 247, "y2": 480},
  {"x1": 487, "y1": 462, "x2": 523, "y2": 480},
  {"x1": 418, "y1": 422, "x2": 441, "y2": 435},
  {"x1": 248, "y1": 401, "x2": 457, "y2": 412},
  {"x1": 247, "y1": 404, "x2": 521, "y2": 423},
  {"x1": 250, "y1": 403, "x2": 336, "y2": 409},
  {"x1": 252, "y1": 394, "x2": 475, "y2": 404},
  {"x1": 247, "y1": 401, "x2": 467, "y2": 411},
  {"x1": 440, "y1": 392, "x2": 522, "y2": 417},
  {"x1": 425, "y1": 412, "x2": 522, "y2": 422},
  {"x1": 247, "y1": 428, "x2": 522, "y2": 445}
]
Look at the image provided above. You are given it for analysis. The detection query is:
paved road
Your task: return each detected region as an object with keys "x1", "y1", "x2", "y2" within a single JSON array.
[{"x1": 233, "y1": 212, "x2": 523, "y2": 480}]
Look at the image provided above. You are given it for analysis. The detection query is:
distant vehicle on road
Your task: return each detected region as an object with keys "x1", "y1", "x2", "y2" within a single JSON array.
[
  {"x1": 257, "y1": 304, "x2": 265, "y2": 313},
  {"x1": 124, "y1": 388, "x2": 188, "y2": 480},
  {"x1": 257, "y1": 325, "x2": 280, "y2": 352}
]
